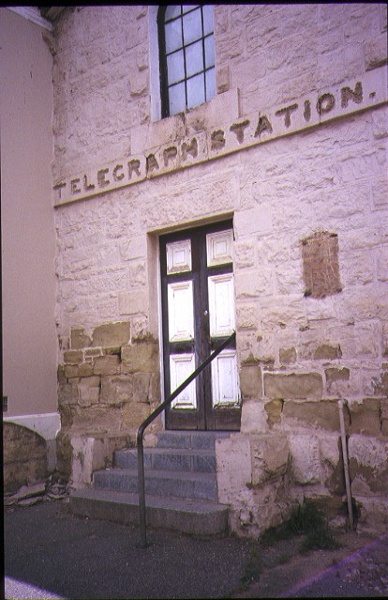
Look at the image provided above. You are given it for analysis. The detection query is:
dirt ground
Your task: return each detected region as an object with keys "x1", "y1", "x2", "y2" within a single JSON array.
[{"x1": 232, "y1": 529, "x2": 388, "y2": 598}]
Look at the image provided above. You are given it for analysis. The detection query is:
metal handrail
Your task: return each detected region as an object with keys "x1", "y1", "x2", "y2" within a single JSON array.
[{"x1": 136, "y1": 330, "x2": 236, "y2": 547}]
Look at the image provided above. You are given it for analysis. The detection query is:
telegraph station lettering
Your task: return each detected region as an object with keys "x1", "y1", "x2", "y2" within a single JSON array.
[{"x1": 54, "y1": 69, "x2": 386, "y2": 206}]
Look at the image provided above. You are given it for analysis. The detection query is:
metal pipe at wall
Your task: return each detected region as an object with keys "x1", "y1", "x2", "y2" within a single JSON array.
[{"x1": 338, "y1": 399, "x2": 354, "y2": 530}]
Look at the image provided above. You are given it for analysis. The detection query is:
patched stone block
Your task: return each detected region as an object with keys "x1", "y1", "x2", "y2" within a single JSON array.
[
  {"x1": 240, "y1": 400, "x2": 268, "y2": 434},
  {"x1": 325, "y1": 367, "x2": 350, "y2": 384},
  {"x1": 264, "y1": 372, "x2": 323, "y2": 399},
  {"x1": 314, "y1": 344, "x2": 342, "y2": 360},
  {"x1": 240, "y1": 364, "x2": 262, "y2": 399},
  {"x1": 58, "y1": 382, "x2": 79, "y2": 406},
  {"x1": 288, "y1": 434, "x2": 321, "y2": 484},
  {"x1": 251, "y1": 435, "x2": 289, "y2": 485},
  {"x1": 282, "y1": 399, "x2": 342, "y2": 431},
  {"x1": 121, "y1": 341, "x2": 159, "y2": 373},
  {"x1": 302, "y1": 231, "x2": 342, "y2": 299},
  {"x1": 71, "y1": 327, "x2": 92, "y2": 350},
  {"x1": 348, "y1": 399, "x2": 381, "y2": 436},
  {"x1": 93, "y1": 355, "x2": 121, "y2": 376},
  {"x1": 349, "y1": 434, "x2": 388, "y2": 497},
  {"x1": 92, "y1": 321, "x2": 131, "y2": 348},
  {"x1": 279, "y1": 347, "x2": 296, "y2": 364},
  {"x1": 264, "y1": 399, "x2": 283, "y2": 427}
]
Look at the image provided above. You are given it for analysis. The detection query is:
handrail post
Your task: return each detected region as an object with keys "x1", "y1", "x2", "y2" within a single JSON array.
[
  {"x1": 137, "y1": 424, "x2": 147, "y2": 547},
  {"x1": 136, "y1": 331, "x2": 236, "y2": 548}
]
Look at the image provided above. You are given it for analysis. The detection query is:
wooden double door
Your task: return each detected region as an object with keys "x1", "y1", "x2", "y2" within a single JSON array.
[{"x1": 160, "y1": 220, "x2": 241, "y2": 431}]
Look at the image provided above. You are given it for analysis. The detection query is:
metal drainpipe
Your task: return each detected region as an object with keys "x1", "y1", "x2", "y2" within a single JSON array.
[{"x1": 338, "y1": 399, "x2": 354, "y2": 529}]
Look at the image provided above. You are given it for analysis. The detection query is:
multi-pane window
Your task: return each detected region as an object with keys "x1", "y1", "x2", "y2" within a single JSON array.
[{"x1": 158, "y1": 5, "x2": 216, "y2": 118}]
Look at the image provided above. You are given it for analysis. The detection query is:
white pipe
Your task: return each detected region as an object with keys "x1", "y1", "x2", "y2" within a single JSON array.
[{"x1": 338, "y1": 399, "x2": 354, "y2": 529}]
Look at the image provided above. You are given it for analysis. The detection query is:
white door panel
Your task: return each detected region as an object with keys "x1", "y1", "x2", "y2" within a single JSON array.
[
  {"x1": 168, "y1": 280, "x2": 194, "y2": 341},
  {"x1": 211, "y1": 349, "x2": 240, "y2": 407},
  {"x1": 206, "y1": 230, "x2": 233, "y2": 266},
  {"x1": 170, "y1": 353, "x2": 197, "y2": 409},
  {"x1": 208, "y1": 273, "x2": 235, "y2": 337}
]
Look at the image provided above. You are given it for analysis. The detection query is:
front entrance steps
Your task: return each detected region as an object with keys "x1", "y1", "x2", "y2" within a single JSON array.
[{"x1": 69, "y1": 431, "x2": 231, "y2": 537}]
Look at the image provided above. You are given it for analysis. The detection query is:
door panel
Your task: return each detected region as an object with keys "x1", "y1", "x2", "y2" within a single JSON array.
[{"x1": 160, "y1": 220, "x2": 241, "y2": 431}]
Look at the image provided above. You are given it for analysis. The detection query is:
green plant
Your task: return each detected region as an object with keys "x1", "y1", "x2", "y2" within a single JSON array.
[{"x1": 260, "y1": 500, "x2": 340, "y2": 552}]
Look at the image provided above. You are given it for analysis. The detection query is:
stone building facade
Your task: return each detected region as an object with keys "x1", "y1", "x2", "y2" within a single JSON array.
[{"x1": 50, "y1": 5, "x2": 387, "y2": 536}]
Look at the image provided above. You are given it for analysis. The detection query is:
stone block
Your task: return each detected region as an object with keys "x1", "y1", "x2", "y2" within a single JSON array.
[
  {"x1": 64, "y1": 362, "x2": 94, "y2": 379},
  {"x1": 279, "y1": 347, "x2": 297, "y2": 365},
  {"x1": 314, "y1": 344, "x2": 342, "y2": 360},
  {"x1": 288, "y1": 434, "x2": 321, "y2": 484},
  {"x1": 93, "y1": 355, "x2": 121, "y2": 376},
  {"x1": 92, "y1": 321, "x2": 130, "y2": 348},
  {"x1": 264, "y1": 399, "x2": 283, "y2": 427},
  {"x1": 348, "y1": 398, "x2": 381, "y2": 436},
  {"x1": 100, "y1": 375, "x2": 134, "y2": 405},
  {"x1": 64, "y1": 350, "x2": 83, "y2": 364},
  {"x1": 282, "y1": 399, "x2": 342, "y2": 431},
  {"x1": 240, "y1": 364, "x2": 262, "y2": 399},
  {"x1": 4, "y1": 423, "x2": 48, "y2": 494},
  {"x1": 216, "y1": 434, "x2": 252, "y2": 503},
  {"x1": 240, "y1": 400, "x2": 268, "y2": 434},
  {"x1": 264, "y1": 372, "x2": 323, "y2": 399},
  {"x1": 121, "y1": 341, "x2": 159, "y2": 373},
  {"x1": 251, "y1": 435, "x2": 289, "y2": 485},
  {"x1": 78, "y1": 376, "x2": 101, "y2": 407},
  {"x1": 121, "y1": 400, "x2": 150, "y2": 431},
  {"x1": 71, "y1": 327, "x2": 92, "y2": 349},
  {"x1": 58, "y1": 382, "x2": 79, "y2": 406},
  {"x1": 349, "y1": 434, "x2": 388, "y2": 497},
  {"x1": 325, "y1": 367, "x2": 350, "y2": 385}
]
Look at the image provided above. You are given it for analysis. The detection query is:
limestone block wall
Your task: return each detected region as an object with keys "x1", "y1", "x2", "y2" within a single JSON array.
[{"x1": 51, "y1": 5, "x2": 387, "y2": 532}]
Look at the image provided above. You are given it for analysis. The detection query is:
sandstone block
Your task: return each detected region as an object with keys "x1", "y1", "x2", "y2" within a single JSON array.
[
  {"x1": 121, "y1": 341, "x2": 159, "y2": 373},
  {"x1": 78, "y1": 376, "x2": 101, "y2": 407},
  {"x1": 251, "y1": 435, "x2": 289, "y2": 485},
  {"x1": 121, "y1": 400, "x2": 150, "y2": 431},
  {"x1": 282, "y1": 399, "x2": 343, "y2": 431},
  {"x1": 71, "y1": 327, "x2": 92, "y2": 349},
  {"x1": 216, "y1": 434, "x2": 252, "y2": 503},
  {"x1": 92, "y1": 321, "x2": 130, "y2": 348},
  {"x1": 240, "y1": 364, "x2": 262, "y2": 399},
  {"x1": 93, "y1": 355, "x2": 121, "y2": 376},
  {"x1": 279, "y1": 347, "x2": 297, "y2": 365},
  {"x1": 314, "y1": 344, "x2": 342, "y2": 360},
  {"x1": 348, "y1": 434, "x2": 388, "y2": 497},
  {"x1": 288, "y1": 434, "x2": 321, "y2": 484},
  {"x1": 264, "y1": 399, "x2": 283, "y2": 427},
  {"x1": 100, "y1": 375, "x2": 134, "y2": 405},
  {"x1": 64, "y1": 362, "x2": 94, "y2": 379},
  {"x1": 64, "y1": 350, "x2": 83, "y2": 364},
  {"x1": 240, "y1": 400, "x2": 268, "y2": 434},
  {"x1": 58, "y1": 382, "x2": 79, "y2": 406},
  {"x1": 264, "y1": 372, "x2": 323, "y2": 399},
  {"x1": 348, "y1": 398, "x2": 382, "y2": 436}
]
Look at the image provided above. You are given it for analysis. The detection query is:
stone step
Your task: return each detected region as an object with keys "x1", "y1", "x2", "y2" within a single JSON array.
[
  {"x1": 70, "y1": 488, "x2": 229, "y2": 537},
  {"x1": 93, "y1": 467, "x2": 218, "y2": 501},
  {"x1": 154, "y1": 430, "x2": 230, "y2": 450},
  {"x1": 115, "y1": 447, "x2": 217, "y2": 473}
]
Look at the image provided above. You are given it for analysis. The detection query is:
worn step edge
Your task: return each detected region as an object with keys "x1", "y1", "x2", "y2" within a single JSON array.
[
  {"x1": 70, "y1": 488, "x2": 229, "y2": 536},
  {"x1": 93, "y1": 468, "x2": 218, "y2": 500},
  {"x1": 114, "y1": 448, "x2": 217, "y2": 471}
]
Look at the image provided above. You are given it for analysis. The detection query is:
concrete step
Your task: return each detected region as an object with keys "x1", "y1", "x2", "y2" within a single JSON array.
[
  {"x1": 93, "y1": 467, "x2": 218, "y2": 501},
  {"x1": 70, "y1": 487, "x2": 229, "y2": 537},
  {"x1": 114, "y1": 447, "x2": 217, "y2": 473},
  {"x1": 155, "y1": 430, "x2": 230, "y2": 450}
]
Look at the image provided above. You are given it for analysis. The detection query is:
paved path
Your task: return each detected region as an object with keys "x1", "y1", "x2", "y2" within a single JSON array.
[{"x1": 4, "y1": 499, "x2": 388, "y2": 599}]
